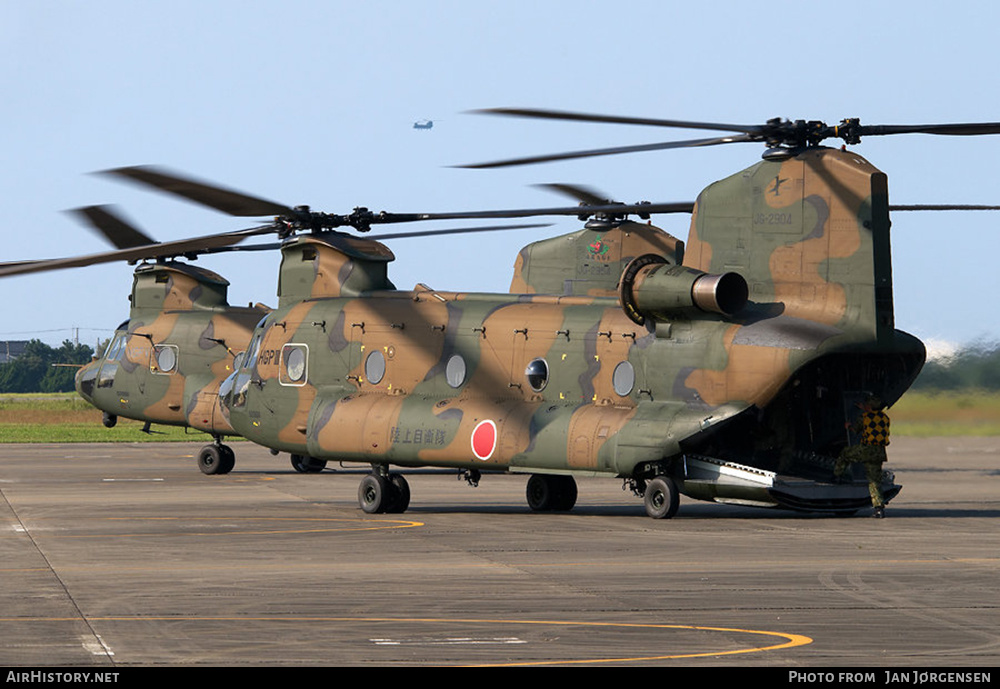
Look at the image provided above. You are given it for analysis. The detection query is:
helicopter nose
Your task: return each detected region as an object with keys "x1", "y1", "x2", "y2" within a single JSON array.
[
  {"x1": 218, "y1": 370, "x2": 238, "y2": 417},
  {"x1": 75, "y1": 360, "x2": 99, "y2": 402}
]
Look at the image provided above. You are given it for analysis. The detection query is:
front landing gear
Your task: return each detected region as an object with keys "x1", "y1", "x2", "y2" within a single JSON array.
[
  {"x1": 358, "y1": 470, "x2": 410, "y2": 514},
  {"x1": 198, "y1": 442, "x2": 235, "y2": 475}
]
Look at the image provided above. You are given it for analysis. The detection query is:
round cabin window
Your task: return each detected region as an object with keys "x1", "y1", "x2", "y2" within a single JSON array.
[
  {"x1": 446, "y1": 354, "x2": 467, "y2": 388},
  {"x1": 525, "y1": 358, "x2": 549, "y2": 392},
  {"x1": 155, "y1": 346, "x2": 177, "y2": 373},
  {"x1": 613, "y1": 361, "x2": 635, "y2": 397},
  {"x1": 365, "y1": 350, "x2": 386, "y2": 385},
  {"x1": 285, "y1": 346, "x2": 306, "y2": 382}
]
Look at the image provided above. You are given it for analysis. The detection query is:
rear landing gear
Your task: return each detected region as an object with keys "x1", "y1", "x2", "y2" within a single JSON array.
[
  {"x1": 643, "y1": 476, "x2": 679, "y2": 519},
  {"x1": 290, "y1": 454, "x2": 327, "y2": 473},
  {"x1": 358, "y1": 471, "x2": 410, "y2": 514},
  {"x1": 526, "y1": 474, "x2": 577, "y2": 512},
  {"x1": 198, "y1": 442, "x2": 235, "y2": 475}
]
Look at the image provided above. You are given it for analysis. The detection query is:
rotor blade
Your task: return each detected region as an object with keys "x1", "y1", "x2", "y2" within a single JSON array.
[
  {"x1": 374, "y1": 201, "x2": 1000, "y2": 228},
  {"x1": 0, "y1": 223, "x2": 277, "y2": 278},
  {"x1": 457, "y1": 134, "x2": 753, "y2": 169},
  {"x1": 198, "y1": 241, "x2": 286, "y2": 254},
  {"x1": 375, "y1": 222, "x2": 551, "y2": 240},
  {"x1": 470, "y1": 108, "x2": 763, "y2": 134},
  {"x1": 0, "y1": 259, "x2": 46, "y2": 270},
  {"x1": 889, "y1": 204, "x2": 1000, "y2": 211},
  {"x1": 378, "y1": 201, "x2": 695, "y2": 223},
  {"x1": 533, "y1": 183, "x2": 612, "y2": 206},
  {"x1": 100, "y1": 165, "x2": 294, "y2": 217},
  {"x1": 386, "y1": 200, "x2": 996, "y2": 224},
  {"x1": 67, "y1": 205, "x2": 157, "y2": 249},
  {"x1": 859, "y1": 123, "x2": 1000, "y2": 137}
]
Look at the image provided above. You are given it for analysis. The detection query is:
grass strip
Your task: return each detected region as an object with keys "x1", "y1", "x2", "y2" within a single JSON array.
[{"x1": 3, "y1": 391, "x2": 999, "y2": 442}]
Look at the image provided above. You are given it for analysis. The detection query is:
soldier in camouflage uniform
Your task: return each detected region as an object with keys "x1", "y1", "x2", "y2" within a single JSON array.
[{"x1": 835, "y1": 396, "x2": 890, "y2": 517}]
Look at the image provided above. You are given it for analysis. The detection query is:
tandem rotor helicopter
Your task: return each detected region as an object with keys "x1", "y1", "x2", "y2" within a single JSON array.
[{"x1": 6, "y1": 110, "x2": 1000, "y2": 518}]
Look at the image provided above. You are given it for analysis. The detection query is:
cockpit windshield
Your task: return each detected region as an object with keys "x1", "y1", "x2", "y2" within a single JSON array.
[
  {"x1": 104, "y1": 331, "x2": 129, "y2": 362},
  {"x1": 242, "y1": 317, "x2": 268, "y2": 370}
]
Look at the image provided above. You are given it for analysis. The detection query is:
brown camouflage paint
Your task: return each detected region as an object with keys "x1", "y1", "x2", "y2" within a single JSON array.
[
  {"x1": 76, "y1": 262, "x2": 267, "y2": 438},
  {"x1": 77, "y1": 148, "x2": 924, "y2": 501}
]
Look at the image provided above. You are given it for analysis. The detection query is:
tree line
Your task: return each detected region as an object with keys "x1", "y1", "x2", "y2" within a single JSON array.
[
  {"x1": 0, "y1": 340, "x2": 96, "y2": 393},
  {"x1": 910, "y1": 341, "x2": 1000, "y2": 391}
]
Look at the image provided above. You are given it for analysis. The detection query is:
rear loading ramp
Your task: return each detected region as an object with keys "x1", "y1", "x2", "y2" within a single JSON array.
[{"x1": 678, "y1": 454, "x2": 899, "y2": 513}]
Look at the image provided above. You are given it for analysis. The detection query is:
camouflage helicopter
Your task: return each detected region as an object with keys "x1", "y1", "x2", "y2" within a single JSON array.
[
  {"x1": 7, "y1": 114, "x2": 999, "y2": 518},
  {"x1": 0, "y1": 173, "x2": 550, "y2": 476},
  {"x1": 0, "y1": 202, "x2": 272, "y2": 474}
]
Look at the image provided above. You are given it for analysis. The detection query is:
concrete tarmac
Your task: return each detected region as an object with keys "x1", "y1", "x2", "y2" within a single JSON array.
[{"x1": 1, "y1": 437, "x2": 998, "y2": 667}]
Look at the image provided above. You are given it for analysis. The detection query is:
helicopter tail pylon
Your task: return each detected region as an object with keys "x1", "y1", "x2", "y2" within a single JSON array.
[{"x1": 684, "y1": 146, "x2": 895, "y2": 346}]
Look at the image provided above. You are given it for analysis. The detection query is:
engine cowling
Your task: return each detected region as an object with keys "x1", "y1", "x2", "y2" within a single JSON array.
[{"x1": 618, "y1": 254, "x2": 748, "y2": 325}]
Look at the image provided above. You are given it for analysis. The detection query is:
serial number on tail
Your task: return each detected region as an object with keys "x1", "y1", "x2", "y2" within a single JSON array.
[{"x1": 753, "y1": 212, "x2": 795, "y2": 226}]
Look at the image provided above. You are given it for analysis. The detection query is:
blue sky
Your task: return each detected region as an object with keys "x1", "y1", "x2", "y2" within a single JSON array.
[{"x1": 2, "y1": 1, "x2": 999, "y2": 355}]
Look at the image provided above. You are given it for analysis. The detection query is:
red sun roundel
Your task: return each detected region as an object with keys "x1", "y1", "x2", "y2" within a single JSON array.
[{"x1": 471, "y1": 419, "x2": 497, "y2": 461}]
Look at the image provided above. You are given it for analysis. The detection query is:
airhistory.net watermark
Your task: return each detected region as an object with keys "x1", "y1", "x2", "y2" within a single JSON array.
[{"x1": 6, "y1": 672, "x2": 119, "y2": 683}]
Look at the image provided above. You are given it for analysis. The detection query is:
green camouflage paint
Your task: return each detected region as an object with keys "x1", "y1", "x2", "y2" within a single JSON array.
[{"x1": 221, "y1": 149, "x2": 923, "y2": 511}]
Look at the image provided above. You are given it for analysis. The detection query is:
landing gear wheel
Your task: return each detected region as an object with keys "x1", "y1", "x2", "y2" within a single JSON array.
[
  {"x1": 102, "y1": 412, "x2": 117, "y2": 428},
  {"x1": 218, "y1": 445, "x2": 236, "y2": 474},
  {"x1": 358, "y1": 474, "x2": 390, "y2": 514},
  {"x1": 290, "y1": 454, "x2": 327, "y2": 473},
  {"x1": 552, "y1": 476, "x2": 577, "y2": 511},
  {"x1": 386, "y1": 474, "x2": 411, "y2": 514},
  {"x1": 643, "y1": 476, "x2": 679, "y2": 519},
  {"x1": 526, "y1": 474, "x2": 577, "y2": 512},
  {"x1": 526, "y1": 474, "x2": 554, "y2": 511},
  {"x1": 198, "y1": 444, "x2": 234, "y2": 475}
]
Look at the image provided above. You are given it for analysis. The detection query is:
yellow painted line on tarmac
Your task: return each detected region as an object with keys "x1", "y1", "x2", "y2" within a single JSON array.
[
  {"x1": 456, "y1": 619, "x2": 813, "y2": 665},
  {"x1": 0, "y1": 615, "x2": 812, "y2": 665}
]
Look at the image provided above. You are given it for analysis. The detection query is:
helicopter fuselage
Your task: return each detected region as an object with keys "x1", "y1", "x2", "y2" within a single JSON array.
[
  {"x1": 54, "y1": 145, "x2": 928, "y2": 516},
  {"x1": 214, "y1": 146, "x2": 927, "y2": 516},
  {"x1": 75, "y1": 262, "x2": 266, "y2": 440},
  {"x1": 219, "y1": 285, "x2": 922, "y2": 481}
]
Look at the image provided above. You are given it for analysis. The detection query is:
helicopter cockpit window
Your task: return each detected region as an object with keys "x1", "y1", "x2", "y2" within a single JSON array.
[
  {"x1": 232, "y1": 373, "x2": 252, "y2": 408},
  {"x1": 525, "y1": 358, "x2": 549, "y2": 392},
  {"x1": 230, "y1": 319, "x2": 268, "y2": 408},
  {"x1": 243, "y1": 331, "x2": 265, "y2": 370},
  {"x1": 104, "y1": 332, "x2": 128, "y2": 361},
  {"x1": 98, "y1": 332, "x2": 129, "y2": 389},
  {"x1": 152, "y1": 344, "x2": 178, "y2": 374},
  {"x1": 239, "y1": 316, "x2": 270, "y2": 372},
  {"x1": 365, "y1": 350, "x2": 386, "y2": 385},
  {"x1": 280, "y1": 344, "x2": 308, "y2": 386}
]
